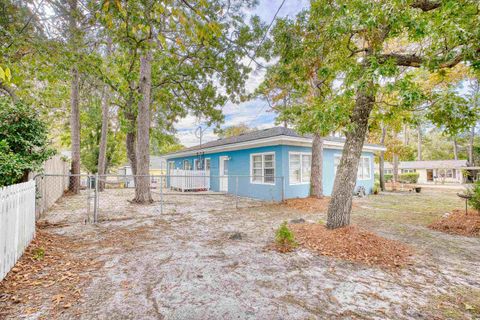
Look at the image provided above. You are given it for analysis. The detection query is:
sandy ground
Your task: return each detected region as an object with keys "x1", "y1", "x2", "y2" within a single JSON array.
[{"x1": 4, "y1": 188, "x2": 480, "y2": 319}]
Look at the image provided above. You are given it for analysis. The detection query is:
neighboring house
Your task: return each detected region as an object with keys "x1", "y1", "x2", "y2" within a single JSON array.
[
  {"x1": 163, "y1": 127, "x2": 385, "y2": 201},
  {"x1": 118, "y1": 156, "x2": 166, "y2": 188},
  {"x1": 379, "y1": 160, "x2": 469, "y2": 184}
]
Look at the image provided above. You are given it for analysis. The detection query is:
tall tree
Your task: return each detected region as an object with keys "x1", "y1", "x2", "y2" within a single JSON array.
[{"x1": 302, "y1": 0, "x2": 480, "y2": 229}]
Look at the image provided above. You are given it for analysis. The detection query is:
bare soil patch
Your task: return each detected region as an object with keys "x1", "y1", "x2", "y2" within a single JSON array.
[
  {"x1": 428, "y1": 209, "x2": 480, "y2": 237},
  {"x1": 289, "y1": 223, "x2": 413, "y2": 268},
  {"x1": 0, "y1": 227, "x2": 100, "y2": 319}
]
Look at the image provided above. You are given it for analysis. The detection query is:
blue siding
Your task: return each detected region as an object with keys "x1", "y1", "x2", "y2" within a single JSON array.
[{"x1": 166, "y1": 144, "x2": 375, "y2": 201}]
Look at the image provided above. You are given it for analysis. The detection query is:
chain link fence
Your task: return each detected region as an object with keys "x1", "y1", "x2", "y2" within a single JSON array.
[{"x1": 35, "y1": 173, "x2": 285, "y2": 224}]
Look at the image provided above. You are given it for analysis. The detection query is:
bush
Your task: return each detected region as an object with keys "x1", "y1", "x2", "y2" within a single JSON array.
[
  {"x1": 467, "y1": 181, "x2": 480, "y2": 211},
  {"x1": 275, "y1": 221, "x2": 297, "y2": 249},
  {"x1": 373, "y1": 180, "x2": 380, "y2": 194},
  {"x1": 0, "y1": 98, "x2": 54, "y2": 186},
  {"x1": 384, "y1": 174, "x2": 393, "y2": 182},
  {"x1": 398, "y1": 173, "x2": 419, "y2": 184}
]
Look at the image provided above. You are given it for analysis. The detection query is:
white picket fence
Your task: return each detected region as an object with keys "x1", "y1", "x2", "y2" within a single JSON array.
[
  {"x1": 0, "y1": 181, "x2": 36, "y2": 281},
  {"x1": 170, "y1": 169, "x2": 210, "y2": 191}
]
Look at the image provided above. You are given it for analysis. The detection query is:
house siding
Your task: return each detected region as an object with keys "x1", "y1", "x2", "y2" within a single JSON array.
[{"x1": 166, "y1": 145, "x2": 375, "y2": 201}]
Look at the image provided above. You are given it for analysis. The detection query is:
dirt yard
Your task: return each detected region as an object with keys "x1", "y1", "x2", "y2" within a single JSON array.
[{"x1": 1, "y1": 188, "x2": 479, "y2": 319}]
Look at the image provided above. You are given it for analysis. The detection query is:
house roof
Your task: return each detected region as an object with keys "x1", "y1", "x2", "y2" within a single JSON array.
[
  {"x1": 383, "y1": 160, "x2": 468, "y2": 169},
  {"x1": 163, "y1": 126, "x2": 385, "y2": 158}
]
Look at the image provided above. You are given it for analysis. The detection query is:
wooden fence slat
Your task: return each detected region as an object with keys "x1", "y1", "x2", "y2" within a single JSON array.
[{"x1": 0, "y1": 180, "x2": 36, "y2": 281}]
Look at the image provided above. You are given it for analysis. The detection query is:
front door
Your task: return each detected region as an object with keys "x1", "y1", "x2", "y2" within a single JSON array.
[
  {"x1": 219, "y1": 156, "x2": 229, "y2": 192},
  {"x1": 427, "y1": 169, "x2": 433, "y2": 182}
]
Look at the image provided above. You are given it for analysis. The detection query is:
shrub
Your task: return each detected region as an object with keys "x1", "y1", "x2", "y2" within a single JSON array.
[
  {"x1": 467, "y1": 181, "x2": 480, "y2": 211},
  {"x1": 384, "y1": 174, "x2": 393, "y2": 182},
  {"x1": 0, "y1": 97, "x2": 54, "y2": 187},
  {"x1": 275, "y1": 221, "x2": 297, "y2": 249},
  {"x1": 373, "y1": 180, "x2": 380, "y2": 194},
  {"x1": 398, "y1": 173, "x2": 419, "y2": 184}
]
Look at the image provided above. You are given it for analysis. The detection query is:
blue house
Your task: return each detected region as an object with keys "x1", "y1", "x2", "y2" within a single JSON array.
[{"x1": 163, "y1": 127, "x2": 385, "y2": 201}]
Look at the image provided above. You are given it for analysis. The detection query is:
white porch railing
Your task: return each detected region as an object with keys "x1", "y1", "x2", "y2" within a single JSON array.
[
  {"x1": 170, "y1": 169, "x2": 210, "y2": 191},
  {"x1": 0, "y1": 180, "x2": 36, "y2": 281}
]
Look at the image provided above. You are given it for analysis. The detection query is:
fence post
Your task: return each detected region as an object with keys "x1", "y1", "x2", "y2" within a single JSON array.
[
  {"x1": 94, "y1": 173, "x2": 99, "y2": 223},
  {"x1": 281, "y1": 176, "x2": 285, "y2": 202},
  {"x1": 160, "y1": 175, "x2": 164, "y2": 214},
  {"x1": 42, "y1": 175, "x2": 46, "y2": 217},
  {"x1": 235, "y1": 176, "x2": 239, "y2": 210}
]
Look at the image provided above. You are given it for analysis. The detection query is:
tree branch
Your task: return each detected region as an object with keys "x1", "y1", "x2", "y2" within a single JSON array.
[
  {"x1": 378, "y1": 52, "x2": 464, "y2": 68},
  {"x1": 0, "y1": 82, "x2": 18, "y2": 102}
]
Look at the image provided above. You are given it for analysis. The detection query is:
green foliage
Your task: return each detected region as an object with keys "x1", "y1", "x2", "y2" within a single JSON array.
[
  {"x1": 373, "y1": 181, "x2": 380, "y2": 194},
  {"x1": 0, "y1": 98, "x2": 54, "y2": 187},
  {"x1": 398, "y1": 173, "x2": 420, "y2": 184},
  {"x1": 32, "y1": 247, "x2": 45, "y2": 260},
  {"x1": 467, "y1": 181, "x2": 480, "y2": 211},
  {"x1": 275, "y1": 221, "x2": 297, "y2": 249},
  {"x1": 384, "y1": 174, "x2": 393, "y2": 183},
  {"x1": 215, "y1": 124, "x2": 256, "y2": 139}
]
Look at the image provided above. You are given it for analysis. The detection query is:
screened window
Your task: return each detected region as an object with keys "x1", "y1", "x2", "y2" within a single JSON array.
[
  {"x1": 251, "y1": 153, "x2": 275, "y2": 184},
  {"x1": 289, "y1": 152, "x2": 311, "y2": 184},
  {"x1": 334, "y1": 155, "x2": 371, "y2": 180},
  {"x1": 183, "y1": 160, "x2": 191, "y2": 170}
]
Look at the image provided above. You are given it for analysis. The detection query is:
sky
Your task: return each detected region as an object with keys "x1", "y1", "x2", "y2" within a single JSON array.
[{"x1": 175, "y1": 0, "x2": 310, "y2": 147}]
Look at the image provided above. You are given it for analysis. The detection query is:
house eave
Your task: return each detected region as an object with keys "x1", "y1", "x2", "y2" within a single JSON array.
[{"x1": 165, "y1": 135, "x2": 385, "y2": 159}]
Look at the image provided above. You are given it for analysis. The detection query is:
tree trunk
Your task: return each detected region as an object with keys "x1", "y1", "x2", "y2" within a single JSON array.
[
  {"x1": 453, "y1": 138, "x2": 459, "y2": 160},
  {"x1": 379, "y1": 124, "x2": 386, "y2": 191},
  {"x1": 97, "y1": 39, "x2": 112, "y2": 192},
  {"x1": 310, "y1": 132, "x2": 323, "y2": 198},
  {"x1": 68, "y1": 0, "x2": 80, "y2": 193},
  {"x1": 97, "y1": 85, "x2": 109, "y2": 191},
  {"x1": 417, "y1": 124, "x2": 422, "y2": 161},
  {"x1": 326, "y1": 87, "x2": 374, "y2": 229},
  {"x1": 468, "y1": 125, "x2": 475, "y2": 165},
  {"x1": 133, "y1": 49, "x2": 153, "y2": 203},
  {"x1": 125, "y1": 99, "x2": 137, "y2": 186},
  {"x1": 392, "y1": 153, "x2": 399, "y2": 190}
]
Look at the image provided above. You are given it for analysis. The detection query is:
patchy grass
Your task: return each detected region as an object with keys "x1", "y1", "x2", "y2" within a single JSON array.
[
  {"x1": 353, "y1": 190, "x2": 464, "y2": 226},
  {"x1": 427, "y1": 287, "x2": 480, "y2": 319}
]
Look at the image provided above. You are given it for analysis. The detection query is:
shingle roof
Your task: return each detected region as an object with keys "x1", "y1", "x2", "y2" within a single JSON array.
[
  {"x1": 383, "y1": 160, "x2": 468, "y2": 169},
  {"x1": 165, "y1": 126, "x2": 383, "y2": 156}
]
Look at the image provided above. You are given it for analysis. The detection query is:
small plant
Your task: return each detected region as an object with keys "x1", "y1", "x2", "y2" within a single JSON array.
[
  {"x1": 373, "y1": 181, "x2": 380, "y2": 194},
  {"x1": 275, "y1": 221, "x2": 297, "y2": 250},
  {"x1": 467, "y1": 181, "x2": 480, "y2": 212},
  {"x1": 398, "y1": 173, "x2": 420, "y2": 184},
  {"x1": 32, "y1": 247, "x2": 45, "y2": 260}
]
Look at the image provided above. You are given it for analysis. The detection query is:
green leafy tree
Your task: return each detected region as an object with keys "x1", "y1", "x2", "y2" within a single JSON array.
[
  {"x1": 0, "y1": 98, "x2": 54, "y2": 187},
  {"x1": 216, "y1": 124, "x2": 256, "y2": 139},
  {"x1": 298, "y1": 0, "x2": 480, "y2": 229}
]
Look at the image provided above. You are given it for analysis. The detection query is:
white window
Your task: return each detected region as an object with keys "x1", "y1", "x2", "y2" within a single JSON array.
[
  {"x1": 384, "y1": 168, "x2": 393, "y2": 174},
  {"x1": 194, "y1": 158, "x2": 210, "y2": 171},
  {"x1": 401, "y1": 169, "x2": 416, "y2": 173},
  {"x1": 439, "y1": 169, "x2": 454, "y2": 178},
  {"x1": 289, "y1": 152, "x2": 311, "y2": 184},
  {"x1": 334, "y1": 155, "x2": 371, "y2": 180},
  {"x1": 250, "y1": 152, "x2": 275, "y2": 184},
  {"x1": 205, "y1": 158, "x2": 211, "y2": 171},
  {"x1": 183, "y1": 160, "x2": 191, "y2": 170}
]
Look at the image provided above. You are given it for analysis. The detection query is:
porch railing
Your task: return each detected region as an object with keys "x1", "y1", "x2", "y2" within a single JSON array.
[{"x1": 170, "y1": 169, "x2": 210, "y2": 191}]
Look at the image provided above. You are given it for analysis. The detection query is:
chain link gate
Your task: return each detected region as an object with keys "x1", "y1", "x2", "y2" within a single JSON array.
[{"x1": 35, "y1": 173, "x2": 286, "y2": 224}]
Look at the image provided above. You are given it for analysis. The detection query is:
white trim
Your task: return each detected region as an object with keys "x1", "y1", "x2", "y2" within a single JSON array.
[
  {"x1": 250, "y1": 152, "x2": 276, "y2": 185},
  {"x1": 165, "y1": 135, "x2": 386, "y2": 159},
  {"x1": 334, "y1": 154, "x2": 372, "y2": 180},
  {"x1": 288, "y1": 151, "x2": 312, "y2": 185}
]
